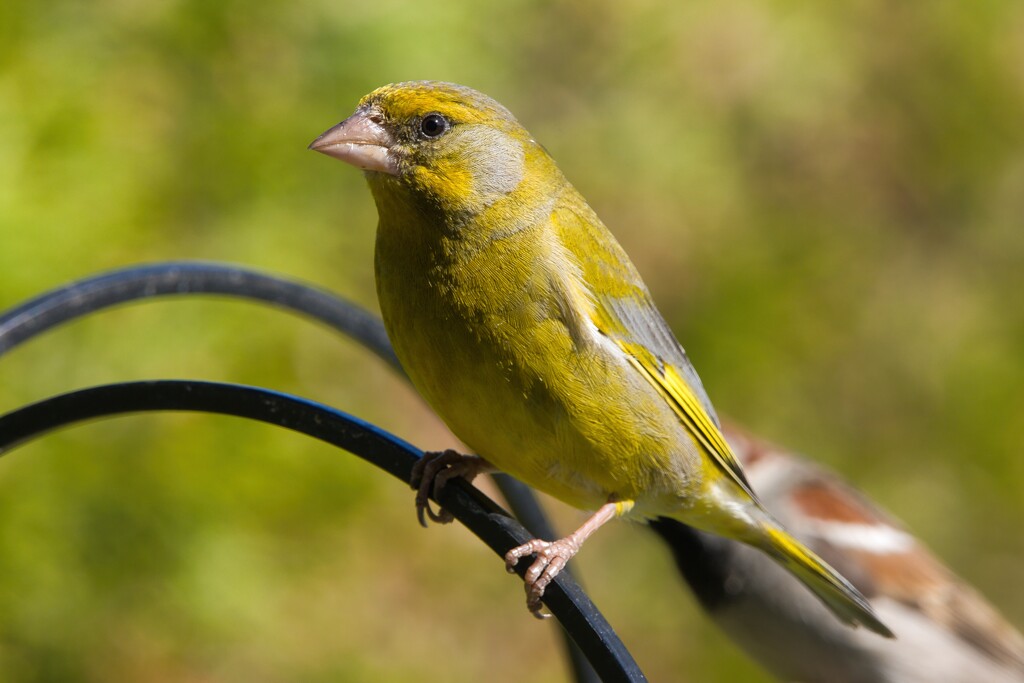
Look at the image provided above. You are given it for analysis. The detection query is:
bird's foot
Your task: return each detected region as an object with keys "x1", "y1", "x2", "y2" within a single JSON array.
[
  {"x1": 410, "y1": 449, "x2": 488, "y2": 527},
  {"x1": 504, "y1": 536, "x2": 582, "y2": 619},
  {"x1": 503, "y1": 502, "x2": 622, "y2": 618}
]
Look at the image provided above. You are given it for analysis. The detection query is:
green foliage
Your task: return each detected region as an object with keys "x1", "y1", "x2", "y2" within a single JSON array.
[{"x1": 1, "y1": 1, "x2": 1022, "y2": 680}]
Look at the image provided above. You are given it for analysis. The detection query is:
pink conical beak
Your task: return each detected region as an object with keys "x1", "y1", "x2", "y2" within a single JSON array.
[{"x1": 308, "y1": 108, "x2": 398, "y2": 175}]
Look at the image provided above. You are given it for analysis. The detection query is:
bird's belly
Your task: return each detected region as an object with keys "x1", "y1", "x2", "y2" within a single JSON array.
[{"x1": 386, "y1": 301, "x2": 698, "y2": 514}]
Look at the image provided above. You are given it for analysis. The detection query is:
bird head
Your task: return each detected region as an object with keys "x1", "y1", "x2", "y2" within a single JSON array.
[{"x1": 310, "y1": 81, "x2": 563, "y2": 224}]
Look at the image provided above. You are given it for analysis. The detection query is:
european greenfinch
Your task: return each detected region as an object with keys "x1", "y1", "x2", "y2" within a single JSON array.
[{"x1": 310, "y1": 81, "x2": 893, "y2": 637}]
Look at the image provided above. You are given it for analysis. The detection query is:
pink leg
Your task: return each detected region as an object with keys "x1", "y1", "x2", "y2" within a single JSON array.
[
  {"x1": 410, "y1": 449, "x2": 492, "y2": 527},
  {"x1": 504, "y1": 501, "x2": 623, "y2": 618}
]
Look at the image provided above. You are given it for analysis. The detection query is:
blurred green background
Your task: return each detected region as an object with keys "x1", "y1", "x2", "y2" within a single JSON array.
[{"x1": 1, "y1": 0, "x2": 1023, "y2": 680}]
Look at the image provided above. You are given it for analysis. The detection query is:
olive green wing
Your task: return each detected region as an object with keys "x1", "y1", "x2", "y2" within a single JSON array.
[
  {"x1": 594, "y1": 294, "x2": 756, "y2": 498},
  {"x1": 551, "y1": 202, "x2": 755, "y2": 498}
]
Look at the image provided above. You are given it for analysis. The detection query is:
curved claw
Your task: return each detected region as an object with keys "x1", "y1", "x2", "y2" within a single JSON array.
[
  {"x1": 410, "y1": 449, "x2": 486, "y2": 527},
  {"x1": 416, "y1": 497, "x2": 455, "y2": 527},
  {"x1": 505, "y1": 537, "x2": 582, "y2": 619}
]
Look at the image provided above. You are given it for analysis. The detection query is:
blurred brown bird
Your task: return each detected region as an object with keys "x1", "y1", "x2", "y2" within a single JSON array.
[{"x1": 651, "y1": 426, "x2": 1024, "y2": 683}]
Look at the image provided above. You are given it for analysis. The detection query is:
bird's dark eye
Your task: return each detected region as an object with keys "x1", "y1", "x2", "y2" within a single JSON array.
[{"x1": 419, "y1": 113, "x2": 449, "y2": 139}]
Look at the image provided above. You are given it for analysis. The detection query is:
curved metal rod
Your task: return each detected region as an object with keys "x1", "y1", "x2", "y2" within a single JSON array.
[
  {"x1": 0, "y1": 262, "x2": 611, "y2": 682},
  {"x1": 0, "y1": 261, "x2": 401, "y2": 369},
  {"x1": 0, "y1": 380, "x2": 646, "y2": 683},
  {"x1": 0, "y1": 261, "x2": 565, "y2": 538},
  {"x1": 0, "y1": 261, "x2": 565, "y2": 551}
]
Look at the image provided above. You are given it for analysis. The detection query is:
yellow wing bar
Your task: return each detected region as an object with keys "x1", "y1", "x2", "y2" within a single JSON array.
[{"x1": 617, "y1": 339, "x2": 756, "y2": 499}]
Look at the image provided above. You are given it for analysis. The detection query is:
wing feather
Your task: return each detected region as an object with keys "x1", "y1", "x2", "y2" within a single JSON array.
[
  {"x1": 611, "y1": 330, "x2": 755, "y2": 498},
  {"x1": 552, "y1": 202, "x2": 756, "y2": 497}
]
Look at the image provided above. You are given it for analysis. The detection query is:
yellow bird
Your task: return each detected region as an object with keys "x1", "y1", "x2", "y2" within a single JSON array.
[{"x1": 310, "y1": 81, "x2": 893, "y2": 638}]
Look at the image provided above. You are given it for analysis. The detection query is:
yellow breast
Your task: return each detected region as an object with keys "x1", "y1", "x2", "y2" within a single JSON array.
[{"x1": 374, "y1": 207, "x2": 701, "y2": 515}]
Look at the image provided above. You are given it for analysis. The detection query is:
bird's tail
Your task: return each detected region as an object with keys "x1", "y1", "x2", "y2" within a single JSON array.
[{"x1": 757, "y1": 523, "x2": 895, "y2": 638}]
